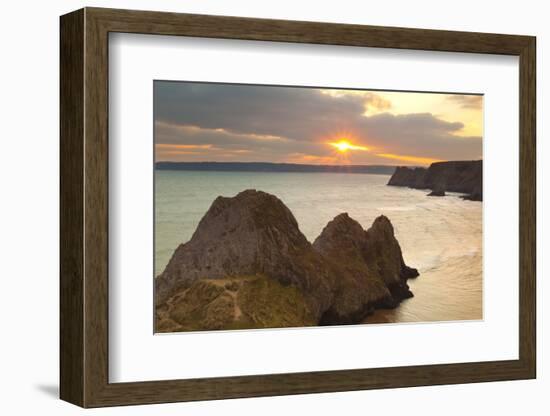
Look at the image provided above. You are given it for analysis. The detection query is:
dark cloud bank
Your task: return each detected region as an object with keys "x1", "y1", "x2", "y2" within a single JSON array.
[{"x1": 154, "y1": 81, "x2": 482, "y2": 164}]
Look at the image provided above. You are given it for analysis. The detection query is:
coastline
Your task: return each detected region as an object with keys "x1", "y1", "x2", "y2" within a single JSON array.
[{"x1": 155, "y1": 171, "x2": 482, "y2": 329}]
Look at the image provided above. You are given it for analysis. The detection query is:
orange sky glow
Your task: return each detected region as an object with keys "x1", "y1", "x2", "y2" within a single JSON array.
[{"x1": 154, "y1": 82, "x2": 483, "y2": 167}]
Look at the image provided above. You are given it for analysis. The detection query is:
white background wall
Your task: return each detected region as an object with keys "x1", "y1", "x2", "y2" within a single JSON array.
[{"x1": 0, "y1": 0, "x2": 546, "y2": 414}]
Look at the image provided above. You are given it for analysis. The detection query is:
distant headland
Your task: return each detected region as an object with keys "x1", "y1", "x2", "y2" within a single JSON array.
[
  {"x1": 155, "y1": 161, "x2": 397, "y2": 175},
  {"x1": 387, "y1": 160, "x2": 482, "y2": 201}
]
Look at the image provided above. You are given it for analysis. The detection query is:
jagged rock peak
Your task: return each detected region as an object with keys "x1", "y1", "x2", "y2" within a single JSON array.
[
  {"x1": 198, "y1": 189, "x2": 300, "y2": 234},
  {"x1": 313, "y1": 213, "x2": 366, "y2": 250},
  {"x1": 364, "y1": 215, "x2": 419, "y2": 285},
  {"x1": 313, "y1": 213, "x2": 418, "y2": 324},
  {"x1": 155, "y1": 189, "x2": 333, "y2": 319},
  {"x1": 368, "y1": 214, "x2": 394, "y2": 233}
]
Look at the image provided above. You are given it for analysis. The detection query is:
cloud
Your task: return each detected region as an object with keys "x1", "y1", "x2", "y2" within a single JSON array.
[
  {"x1": 359, "y1": 112, "x2": 481, "y2": 160},
  {"x1": 375, "y1": 153, "x2": 442, "y2": 165},
  {"x1": 155, "y1": 120, "x2": 317, "y2": 163},
  {"x1": 156, "y1": 143, "x2": 214, "y2": 150},
  {"x1": 155, "y1": 121, "x2": 289, "y2": 147},
  {"x1": 154, "y1": 81, "x2": 482, "y2": 164},
  {"x1": 155, "y1": 82, "x2": 371, "y2": 143},
  {"x1": 321, "y1": 89, "x2": 392, "y2": 115},
  {"x1": 446, "y1": 94, "x2": 483, "y2": 109}
]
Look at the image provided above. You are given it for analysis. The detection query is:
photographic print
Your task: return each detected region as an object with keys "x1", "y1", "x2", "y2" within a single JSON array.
[{"x1": 153, "y1": 81, "x2": 483, "y2": 333}]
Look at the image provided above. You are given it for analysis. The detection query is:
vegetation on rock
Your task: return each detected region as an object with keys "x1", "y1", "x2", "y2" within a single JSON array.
[{"x1": 155, "y1": 275, "x2": 316, "y2": 332}]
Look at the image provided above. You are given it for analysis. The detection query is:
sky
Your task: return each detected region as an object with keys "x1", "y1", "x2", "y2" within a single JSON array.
[{"x1": 154, "y1": 81, "x2": 483, "y2": 166}]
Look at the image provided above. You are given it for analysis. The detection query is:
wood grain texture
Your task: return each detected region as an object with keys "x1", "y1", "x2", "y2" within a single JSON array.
[
  {"x1": 59, "y1": 7, "x2": 537, "y2": 408},
  {"x1": 518, "y1": 38, "x2": 536, "y2": 376},
  {"x1": 82, "y1": 10, "x2": 111, "y2": 405},
  {"x1": 59, "y1": 8, "x2": 84, "y2": 407},
  {"x1": 88, "y1": 7, "x2": 532, "y2": 55}
]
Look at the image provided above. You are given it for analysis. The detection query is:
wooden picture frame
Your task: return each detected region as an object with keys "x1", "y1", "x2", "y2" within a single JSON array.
[{"x1": 60, "y1": 7, "x2": 536, "y2": 408}]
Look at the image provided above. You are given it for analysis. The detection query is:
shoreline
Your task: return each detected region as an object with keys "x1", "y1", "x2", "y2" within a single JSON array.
[{"x1": 155, "y1": 173, "x2": 482, "y2": 329}]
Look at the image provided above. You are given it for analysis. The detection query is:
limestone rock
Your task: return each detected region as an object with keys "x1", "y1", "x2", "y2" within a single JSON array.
[
  {"x1": 387, "y1": 166, "x2": 427, "y2": 188},
  {"x1": 387, "y1": 160, "x2": 482, "y2": 201},
  {"x1": 363, "y1": 215, "x2": 419, "y2": 302},
  {"x1": 313, "y1": 213, "x2": 418, "y2": 324},
  {"x1": 155, "y1": 190, "x2": 419, "y2": 331},
  {"x1": 155, "y1": 190, "x2": 333, "y2": 320},
  {"x1": 428, "y1": 185, "x2": 446, "y2": 197}
]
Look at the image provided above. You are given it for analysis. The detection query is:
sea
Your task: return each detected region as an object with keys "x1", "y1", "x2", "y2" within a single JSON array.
[{"x1": 155, "y1": 170, "x2": 482, "y2": 324}]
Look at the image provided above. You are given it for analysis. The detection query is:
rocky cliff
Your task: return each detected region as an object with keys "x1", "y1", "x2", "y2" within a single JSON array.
[
  {"x1": 155, "y1": 190, "x2": 418, "y2": 332},
  {"x1": 387, "y1": 167, "x2": 427, "y2": 188},
  {"x1": 387, "y1": 160, "x2": 482, "y2": 201},
  {"x1": 155, "y1": 190, "x2": 333, "y2": 320},
  {"x1": 312, "y1": 214, "x2": 418, "y2": 324}
]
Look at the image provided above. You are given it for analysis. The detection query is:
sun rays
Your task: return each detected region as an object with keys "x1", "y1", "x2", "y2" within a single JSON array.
[{"x1": 329, "y1": 139, "x2": 370, "y2": 153}]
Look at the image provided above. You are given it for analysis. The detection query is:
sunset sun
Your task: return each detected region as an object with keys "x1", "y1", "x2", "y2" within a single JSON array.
[{"x1": 329, "y1": 139, "x2": 370, "y2": 153}]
